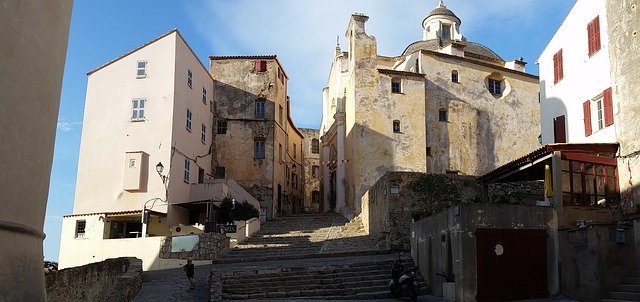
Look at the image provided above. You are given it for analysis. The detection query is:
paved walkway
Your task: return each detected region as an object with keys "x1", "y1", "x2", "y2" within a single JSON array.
[{"x1": 132, "y1": 264, "x2": 212, "y2": 302}]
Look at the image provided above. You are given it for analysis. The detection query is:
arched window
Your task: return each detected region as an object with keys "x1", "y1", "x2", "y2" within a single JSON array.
[
  {"x1": 393, "y1": 120, "x2": 401, "y2": 133},
  {"x1": 451, "y1": 70, "x2": 459, "y2": 83}
]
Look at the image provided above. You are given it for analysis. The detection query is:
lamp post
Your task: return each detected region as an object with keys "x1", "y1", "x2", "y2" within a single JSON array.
[
  {"x1": 141, "y1": 162, "x2": 169, "y2": 238},
  {"x1": 155, "y1": 162, "x2": 169, "y2": 201}
]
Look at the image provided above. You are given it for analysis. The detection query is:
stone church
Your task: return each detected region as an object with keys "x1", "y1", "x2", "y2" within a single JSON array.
[{"x1": 319, "y1": 1, "x2": 541, "y2": 217}]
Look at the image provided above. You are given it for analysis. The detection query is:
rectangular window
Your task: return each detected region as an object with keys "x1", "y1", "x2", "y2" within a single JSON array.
[
  {"x1": 201, "y1": 123, "x2": 206, "y2": 143},
  {"x1": 184, "y1": 159, "x2": 190, "y2": 182},
  {"x1": 312, "y1": 191, "x2": 320, "y2": 203},
  {"x1": 553, "y1": 49, "x2": 563, "y2": 84},
  {"x1": 255, "y1": 60, "x2": 267, "y2": 72},
  {"x1": 136, "y1": 61, "x2": 147, "y2": 78},
  {"x1": 488, "y1": 79, "x2": 501, "y2": 94},
  {"x1": 75, "y1": 220, "x2": 86, "y2": 239},
  {"x1": 442, "y1": 24, "x2": 451, "y2": 40},
  {"x1": 595, "y1": 97, "x2": 604, "y2": 131},
  {"x1": 587, "y1": 16, "x2": 601, "y2": 57},
  {"x1": 293, "y1": 144, "x2": 297, "y2": 159},
  {"x1": 255, "y1": 100, "x2": 265, "y2": 119},
  {"x1": 311, "y1": 139, "x2": 319, "y2": 154},
  {"x1": 561, "y1": 159, "x2": 618, "y2": 206},
  {"x1": 132, "y1": 99, "x2": 145, "y2": 120},
  {"x1": 187, "y1": 69, "x2": 193, "y2": 88},
  {"x1": 439, "y1": 110, "x2": 448, "y2": 122},
  {"x1": 202, "y1": 87, "x2": 207, "y2": 103},
  {"x1": 391, "y1": 80, "x2": 401, "y2": 93},
  {"x1": 279, "y1": 105, "x2": 283, "y2": 124},
  {"x1": 217, "y1": 120, "x2": 227, "y2": 134},
  {"x1": 312, "y1": 165, "x2": 319, "y2": 178},
  {"x1": 210, "y1": 100, "x2": 214, "y2": 113},
  {"x1": 254, "y1": 138, "x2": 265, "y2": 159},
  {"x1": 198, "y1": 167, "x2": 205, "y2": 184},
  {"x1": 451, "y1": 70, "x2": 459, "y2": 83},
  {"x1": 186, "y1": 108, "x2": 192, "y2": 131},
  {"x1": 279, "y1": 143, "x2": 283, "y2": 162},
  {"x1": 393, "y1": 120, "x2": 401, "y2": 133},
  {"x1": 214, "y1": 166, "x2": 225, "y2": 179},
  {"x1": 554, "y1": 115, "x2": 566, "y2": 143}
]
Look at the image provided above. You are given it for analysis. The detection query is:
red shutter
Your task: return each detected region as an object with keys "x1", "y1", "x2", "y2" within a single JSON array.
[
  {"x1": 583, "y1": 100, "x2": 592, "y2": 136},
  {"x1": 554, "y1": 115, "x2": 566, "y2": 143},
  {"x1": 558, "y1": 49, "x2": 563, "y2": 82},
  {"x1": 594, "y1": 16, "x2": 601, "y2": 54},
  {"x1": 254, "y1": 60, "x2": 261, "y2": 72},
  {"x1": 603, "y1": 87, "x2": 614, "y2": 126},
  {"x1": 553, "y1": 49, "x2": 563, "y2": 84}
]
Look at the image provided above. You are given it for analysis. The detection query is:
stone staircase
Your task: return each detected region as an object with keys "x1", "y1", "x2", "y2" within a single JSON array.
[
  {"x1": 602, "y1": 271, "x2": 640, "y2": 302},
  {"x1": 218, "y1": 257, "x2": 421, "y2": 300},
  {"x1": 210, "y1": 212, "x2": 422, "y2": 300}
]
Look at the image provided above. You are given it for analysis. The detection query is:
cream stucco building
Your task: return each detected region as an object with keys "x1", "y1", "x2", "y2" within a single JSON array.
[
  {"x1": 210, "y1": 56, "x2": 305, "y2": 219},
  {"x1": 320, "y1": 1, "x2": 541, "y2": 217},
  {"x1": 59, "y1": 30, "x2": 260, "y2": 270}
]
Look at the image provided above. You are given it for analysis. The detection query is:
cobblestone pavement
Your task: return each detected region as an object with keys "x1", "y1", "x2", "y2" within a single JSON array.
[{"x1": 132, "y1": 264, "x2": 212, "y2": 302}]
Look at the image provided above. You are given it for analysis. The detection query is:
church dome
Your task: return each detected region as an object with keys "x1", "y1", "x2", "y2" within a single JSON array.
[{"x1": 426, "y1": 1, "x2": 461, "y2": 25}]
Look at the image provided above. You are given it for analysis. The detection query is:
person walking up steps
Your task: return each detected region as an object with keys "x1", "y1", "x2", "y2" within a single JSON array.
[{"x1": 183, "y1": 258, "x2": 195, "y2": 289}]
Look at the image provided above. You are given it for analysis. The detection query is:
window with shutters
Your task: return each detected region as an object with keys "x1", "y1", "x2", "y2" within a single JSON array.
[
  {"x1": 587, "y1": 16, "x2": 601, "y2": 57},
  {"x1": 131, "y1": 99, "x2": 145, "y2": 121},
  {"x1": 584, "y1": 88, "x2": 614, "y2": 136},
  {"x1": 553, "y1": 115, "x2": 566, "y2": 143},
  {"x1": 311, "y1": 139, "x2": 319, "y2": 154},
  {"x1": 255, "y1": 99, "x2": 266, "y2": 119},
  {"x1": 553, "y1": 49, "x2": 563, "y2": 84},
  {"x1": 136, "y1": 61, "x2": 147, "y2": 78},
  {"x1": 255, "y1": 60, "x2": 267, "y2": 72},
  {"x1": 254, "y1": 138, "x2": 265, "y2": 159}
]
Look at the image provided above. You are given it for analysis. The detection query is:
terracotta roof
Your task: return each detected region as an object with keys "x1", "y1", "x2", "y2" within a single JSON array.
[
  {"x1": 402, "y1": 39, "x2": 504, "y2": 62},
  {"x1": 63, "y1": 210, "x2": 143, "y2": 218},
  {"x1": 479, "y1": 143, "x2": 619, "y2": 183},
  {"x1": 378, "y1": 69, "x2": 425, "y2": 78}
]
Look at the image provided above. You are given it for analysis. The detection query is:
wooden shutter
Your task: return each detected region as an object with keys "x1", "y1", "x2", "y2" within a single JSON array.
[
  {"x1": 554, "y1": 115, "x2": 566, "y2": 143},
  {"x1": 587, "y1": 16, "x2": 601, "y2": 56},
  {"x1": 583, "y1": 100, "x2": 592, "y2": 136},
  {"x1": 553, "y1": 49, "x2": 563, "y2": 84},
  {"x1": 254, "y1": 60, "x2": 261, "y2": 72},
  {"x1": 603, "y1": 87, "x2": 614, "y2": 126}
]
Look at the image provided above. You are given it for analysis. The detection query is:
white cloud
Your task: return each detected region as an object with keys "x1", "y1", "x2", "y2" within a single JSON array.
[
  {"x1": 188, "y1": 0, "x2": 571, "y2": 128},
  {"x1": 57, "y1": 120, "x2": 82, "y2": 133}
]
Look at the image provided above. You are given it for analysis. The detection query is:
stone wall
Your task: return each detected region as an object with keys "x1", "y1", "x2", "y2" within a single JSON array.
[
  {"x1": 364, "y1": 172, "x2": 482, "y2": 250},
  {"x1": 487, "y1": 181, "x2": 545, "y2": 205},
  {"x1": 559, "y1": 224, "x2": 636, "y2": 300},
  {"x1": 159, "y1": 233, "x2": 229, "y2": 261},
  {"x1": 46, "y1": 257, "x2": 142, "y2": 302}
]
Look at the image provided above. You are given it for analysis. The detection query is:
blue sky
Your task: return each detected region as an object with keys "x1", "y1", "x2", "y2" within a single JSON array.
[{"x1": 44, "y1": 0, "x2": 575, "y2": 261}]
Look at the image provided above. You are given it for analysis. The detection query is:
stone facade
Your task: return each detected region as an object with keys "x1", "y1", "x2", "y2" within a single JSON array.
[
  {"x1": 320, "y1": 3, "x2": 540, "y2": 218},
  {"x1": 300, "y1": 128, "x2": 321, "y2": 212},
  {"x1": 159, "y1": 233, "x2": 229, "y2": 261},
  {"x1": 46, "y1": 257, "x2": 142, "y2": 302},
  {"x1": 210, "y1": 56, "x2": 304, "y2": 219}
]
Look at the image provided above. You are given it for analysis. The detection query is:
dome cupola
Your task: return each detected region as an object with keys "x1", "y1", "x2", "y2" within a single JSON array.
[{"x1": 422, "y1": 1, "x2": 463, "y2": 41}]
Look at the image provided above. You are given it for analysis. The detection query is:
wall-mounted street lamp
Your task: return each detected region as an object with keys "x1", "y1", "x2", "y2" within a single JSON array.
[{"x1": 156, "y1": 162, "x2": 169, "y2": 201}]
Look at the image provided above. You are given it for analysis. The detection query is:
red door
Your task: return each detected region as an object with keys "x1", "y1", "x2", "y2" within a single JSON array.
[{"x1": 476, "y1": 228, "x2": 548, "y2": 301}]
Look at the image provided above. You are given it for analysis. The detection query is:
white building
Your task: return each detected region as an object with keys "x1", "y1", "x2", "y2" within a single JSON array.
[
  {"x1": 59, "y1": 29, "x2": 258, "y2": 270},
  {"x1": 539, "y1": 0, "x2": 616, "y2": 144}
]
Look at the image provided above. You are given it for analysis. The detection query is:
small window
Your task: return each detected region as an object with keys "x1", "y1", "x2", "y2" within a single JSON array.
[
  {"x1": 595, "y1": 97, "x2": 604, "y2": 131},
  {"x1": 255, "y1": 99, "x2": 265, "y2": 119},
  {"x1": 255, "y1": 60, "x2": 267, "y2": 72},
  {"x1": 202, "y1": 87, "x2": 207, "y2": 103},
  {"x1": 279, "y1": 143, "x2": 283, "y2": 161},
  {"x1": 209, "y1": 100, "x2": 214, "y2": 113},
  {"x1": 587, "y1": 16, "x2": 601, "y2": 57},
  {"x1": 254, "y1": 138, "x2": 265, "y2": 159},
  {"x1": 293, "y1": 144, "x2": 297, "y2": 159},
  {"x1": 554, "y1": 115, "x2": 566, "y2": 143},
  {"x1": 439, "y1": 109, "x2": 448, "y2": 122},
  {"x1": 488, "y1": 79, "x2": 502, "y2": 95},
  {"x1": 198, "y1": 167, "x2": 205, "y2": 184},
  {"x1": 426, "y1": 147, "x2": 432, "y2": 157},
  {"x1": 279, "y1": 105, "x2": 283, "y2": 125},
  {"x1": 132, "y1": 99, "x2": 145, "y2": 121},
  {"x1": 217, "y1": 121, "x2": 227, "y2": 134},
  {"x1": 186, "y1": 109, "x2": 192, "y2": 131},
  {"x1": 312, "y1": 165, "x2": 319, "y2": 178},
  {"x1": 201, "y1": 123, "x2": 206, "y2": 143},
  {"x1": 136, "y1": 61, "x2": 147, "y2": 78},
  {"x1": 553, "y1": 49, "x2": 563, "y2": 84},
  {"x1": 184, "y1": 159, "x2": 190, "y2": 182},
  {"x1": 311, "y1": 139, "x2": 319, "y2": 154},
  {"x1": 451, "y1": 70, "x2": 459, "y2": 83},
  {"x1": 312, "y1": 191, "x2": 320, "y2": 203},
  {"x1": 187, "y1": 69, "x2": 193, "y2": 88},
  {"x1": 393, "y1": 120, "x2": 401, "y2": 133},
  {"x1": 75, "y1": 220, "x2": 86, "y2": 239},
  {"x1": 441, "y1": 24, "x2": 451, "y2": 40},
  {"x1": 391, "y1": 80, "x2": 401, "y2": 93},
  {"x1": 214, "y1": 166, "x2": 225, "y2": 179}
]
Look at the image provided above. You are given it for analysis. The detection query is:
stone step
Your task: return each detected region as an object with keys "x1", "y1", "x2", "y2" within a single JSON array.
[
  {"x1": 623, "y1": 276, "x2": 639, "y2": 285},
  {"x1": 223, "y1": 270, "x2": 389, "y2": 286},
  {"x1": 617, "y1": 284, "x2": 640, "y2": 292},
  {"x1": 221, "y1": 284, "x2": 391, "y2": 299},
  {"x1": 224, "y1": 278, "x2": 391, "y2": 294},
  {"x1": 610, "y1": 291, "x2": 640, "y2": 301}
]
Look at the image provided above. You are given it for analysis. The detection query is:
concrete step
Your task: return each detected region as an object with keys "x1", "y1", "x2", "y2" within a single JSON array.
[{"x1": 610, "y1": 291, "x2": 640, "y2": 301}]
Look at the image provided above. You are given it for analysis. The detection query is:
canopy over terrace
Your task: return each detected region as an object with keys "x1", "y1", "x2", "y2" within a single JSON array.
[{"x1": 479, "y1": 143, "x2": 620, "y2": 227}]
